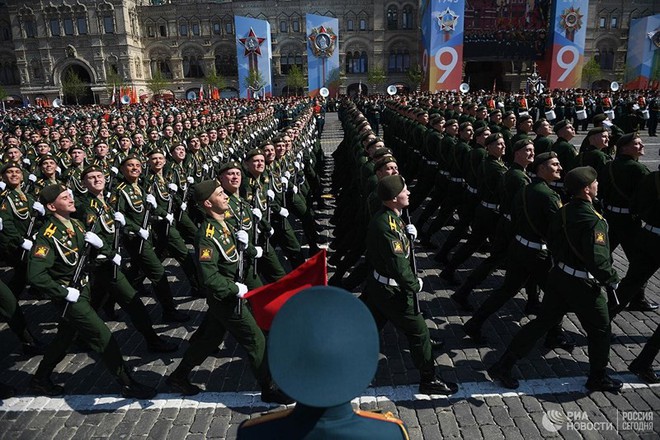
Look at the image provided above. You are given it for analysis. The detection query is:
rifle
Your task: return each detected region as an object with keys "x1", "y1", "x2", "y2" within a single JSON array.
[
  {"x1": 177, "y1": 168, "x2": 192, "y2": 222},
  {"x1": 235, "y1": 233, "x2": 246, "y2": 317},
  {"x1": 250, "y1": 198, "x2": 259, "y2": 274},
  {"x1": 62, "y1": 205, "x2": 105, "y2": 317},
  {"x1": 111, "y1": 198, "x2": 122, "y2": 281},
  {"x1": 137, "y1": 167, "x2": 152, "y2": 255},
  {"x1": 265, "y1": 184, "x2": 271, "y2": 252},
  {"x1": 20, "y1": 207, "x2": 40, "y2": 262},
  {"x1": 402, "y1": 208, "x2": 421, "y2": 316},
  {"x1": 605, "y1": 284, "x2": 620, "y2": 309},
  {"x1": 163, "y1": 182, "x2": 176, "y2": 238}
]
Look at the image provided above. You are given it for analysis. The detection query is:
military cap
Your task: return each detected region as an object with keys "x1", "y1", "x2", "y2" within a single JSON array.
[
  {"x1": 445, "y1": 118, "x2": 459, "y2": 126},
  {"x1": 374, "y1": 154, "x2": 397, "y2": 171},
  {"x1": 615, "y1": 132, "x2": 639, "y2": 148},
  {"x1": 513, "y1": 138, "x2": 533, "y2": 152},
  {"x1": 377, "y1": 174, "x2": 405, "y2": 201},
  {"x1": 268, "y1": 286, "x2": 379, "y2": 408},
  {"x1": 39, "y1": 184, "x2": 68, "y2": 204},
  {"x1": 489, "y1": 109, "x2": 502, "y2": 117},
  {"x1": 504, "y1": 110, "x2": 516, "y2": 118},
  {"x1": 530, "y1": 151, "x2": 558, "y2": 174},
  {"x1": 218, "y1": 160, "x2": 242, "y2": 174},
  {"x1": 245, "y1": 148, "x2": 265, "y2": 160},
  {"x1": 474, "y1": 126, "x2": 490, "y2": 137},
  {"x1": 38, "y1": 154, "x2": 57, "y2": 166},
  {"x1": 81, "y1": 165, "x2": 104, "y2": 178},
  {"x1": 459, "y1": 121, "x2": 473, "y2": 131},
  {"x1": 94, "y1": 139, "x2": 108, "y2": 147},
  {"x1": 193, "y1": 179, "x2": 220, "y2": 202},
  {"x1": 533, "y1": 118, "x2": 548, "y2": 132},
  {"x1": 586, "y1": 127, "x2": 608, "y2": 138},
  {"x1": 517, "y1": 113, "x2": 532, "y2": 123},
  {"x1": 366, "y1": 137, "x2": 385, "y2": 149},
  {"x1": 485, "y1": 132, "x2": 504, "y2": 145},
  {"x1": 120, "y1": 153, "x2": 142, "y2": 166},
  {"x1": 0, "y1": 161, "x2": 21, "y2": 174},
  {"x1": 592, "y1": 113, "x2": 608, "y2": 126},
  {"x1": 565, "y1": 166, "x2": 597, "y2": 195},
  {"x1": 146, "y1": 148, "x2": 166, "y2": 157},
  {"x1": 553, "y1": 119, "x2": 571, "y2": 134},
  {"x1": 372, "y1": 147, "x2": 393, "y2": 161},
  {"x1": 477, "y1": 105, "x2": 487, "y2": 112}
]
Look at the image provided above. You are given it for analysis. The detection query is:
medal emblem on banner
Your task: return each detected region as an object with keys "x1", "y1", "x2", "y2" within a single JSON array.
[
  {"x1": 559, "y1": 7, "x2": 583, "y2": 42},
  {"x1": 308, "y1": 26, "x2": 337, "y2": 58},
  {"x1": 239, "y1": 28, "x2": 265, "y2": 56},
  {"x1": 437, "y1": 8, "x2": 459, "y2": 42}
]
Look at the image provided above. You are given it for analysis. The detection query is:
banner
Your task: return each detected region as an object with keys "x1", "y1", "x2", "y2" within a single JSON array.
[
  {"x1": 420, "y1": 0, "x2": 465, "y2": 92},
  {"x1": 306, "y1": 14, "x2": 339, "y2": 98},
  {"x1": 624, "y1": 14, "x2": 660, "y2": 89},
  {"x1": 245, "y1": 250, "x2": 327, "y2": 330},
  {"x1": 234, "y1": 16, "x2": 272, "y2": 99},
  {"x1": 546, "y1": 0, "x2": 589, "y2": 89}
]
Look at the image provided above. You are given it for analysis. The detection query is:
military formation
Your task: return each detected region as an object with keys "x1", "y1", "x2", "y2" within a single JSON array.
[
  {"x1": 331, "y1": 89, "x2": 659, "y2": 397},
  {"x1": 0, "y1": 97, "x2": 328, "y2": 402}
]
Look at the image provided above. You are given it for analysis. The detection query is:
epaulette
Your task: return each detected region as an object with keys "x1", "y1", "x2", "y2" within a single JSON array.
[
  {"x1": 205, "y1": 223, "x2": 215, "y2": 238},
  {"x1": 388, "y1": 215, "x2": 398, "y2": 232},
  {"x1": 44, "y1": 223, "x2": 58, "y2": 238},
  {"x1": 116, "y1": 182, "x2": 127, "y2": 191},
  {"x1": 240, "y1": 408, "x2": 293, "y2": 429},
  {"x1": 355, "y1": 410, "x2": 409, "y2": 439}
]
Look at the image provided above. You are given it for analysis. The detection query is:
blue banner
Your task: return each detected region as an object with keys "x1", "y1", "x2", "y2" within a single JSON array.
[
  {"x1": 235, "y1": 16, "x2": 272, "y2": 99},
  {"x1": 547, "y1": 0, "x2": 589, "y2": 89},
  {"x1": 625, "y1": 14, "x2": 660, "y2": 89},
  {"x1": 306, "y1": 14, "x2": 339, "y2": 98}
]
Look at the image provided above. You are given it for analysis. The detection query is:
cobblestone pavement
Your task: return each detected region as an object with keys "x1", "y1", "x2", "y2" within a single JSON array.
[{"x1": 0, "y1": 113, "x2": 659, "y2": 439}]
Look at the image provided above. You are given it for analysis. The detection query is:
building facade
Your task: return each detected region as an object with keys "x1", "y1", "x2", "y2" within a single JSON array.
[{"x1": 0, "y1": 0, "x2": 656, "y2": 105}]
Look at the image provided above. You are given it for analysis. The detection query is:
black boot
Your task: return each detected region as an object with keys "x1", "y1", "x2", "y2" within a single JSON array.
[
  {"x1": 463, "y1": 318, "x2": 485, "y2": 343},
  {"x1": 487, "y1": 352, "x2": 519, "y2": 389},
  {"x1": 451, "y1": 286, "x2": 474, "y2": 312},
  {"x1": 0, "y1": 382, "x2": 16, "y2": 400},
  {"x1": 585, "y1": 372, "x2": 623, "y2": 392},
  {"x1": 19, "y1": 328, "x2": 45, "y2": 356},
  {"x1": 419, "y1": 370, "x2": 458, "y2": 395},
  {"x1": 628, "y1": 360, "x2": 659, "y2": 384},
  {"x1": 145, "y1": 334, "x2": 179, "y2": 353},
  {"x1": 117, "y1": 368, "x2": 157, "y2": 399},
  {"x1": 544, "y1": 328, "x2": 575, "y2": 353},
  {"x1": 154, "y1": 278, "x2": 190, "y2": 323},
  {"x1": 166, "y1": 369, "x2": 202, "y2": 396},
  {"x1": 30, "y1": 376, "x2": 65, "y2": 397}
]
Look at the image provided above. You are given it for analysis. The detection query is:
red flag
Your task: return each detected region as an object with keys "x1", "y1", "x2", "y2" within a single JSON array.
[{"x1": 245, "y1": 250, "x2": 328, "y2": 330}]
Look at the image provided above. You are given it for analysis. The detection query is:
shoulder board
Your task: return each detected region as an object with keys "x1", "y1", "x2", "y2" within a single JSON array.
[
  {"x1": 205, "y1": 223, "x2": 215, "y2": 238},
  {"x1": 355, "y1": 410, "x2": 409, "y2": 439},
  {"x1": 90, "y1": 199, "x2": 98, "y2": 209},
  {"x1": 44, "y1": 223, "x2": 58, "y2": 238},
  {"x1": 240, "y1": 408, "x2": 294, "y2": 429},
  {"x1": 116, "y1": 182, "x2": 127, "y2": 190},
  {"x1": 388, "y1": 215, "x2": 398, "y2": 232}
]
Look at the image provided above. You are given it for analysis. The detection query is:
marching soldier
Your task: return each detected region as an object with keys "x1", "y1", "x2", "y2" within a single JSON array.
[{"x1": 28, "y1": 184, "x2": 156, "y2": 399}]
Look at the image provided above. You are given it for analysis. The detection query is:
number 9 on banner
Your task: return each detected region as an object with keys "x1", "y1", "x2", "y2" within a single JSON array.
[
  {"x1": 556, "y1": 46, "x2": 579, "y2": 82},
  {"x1": 435, "y1": 47, "x2": 459, "y2": 84}
]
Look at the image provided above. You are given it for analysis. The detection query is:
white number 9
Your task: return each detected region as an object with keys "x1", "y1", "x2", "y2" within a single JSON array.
[
  {"x1": 556, "y1": 46, "x2": 579, "y2": 82},
  {"x1": 435, "y1": 47, "x2": 458, "y2": 84}
]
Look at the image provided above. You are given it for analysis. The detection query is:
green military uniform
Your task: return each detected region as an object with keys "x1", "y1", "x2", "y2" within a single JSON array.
[{"x1": 226, "y1": 192, "x2": 264, "y2": 290}]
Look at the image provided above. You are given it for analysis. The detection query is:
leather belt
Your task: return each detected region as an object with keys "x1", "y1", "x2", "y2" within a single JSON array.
[
  {"x1": 557, "y1": 262, "x2": 594, "y2": 280},
  {"x1": 373, "y1": 270, "x2": 399, "y2": 287},
  {"x1": 466, "y1": 185, "x2": 477, "y2": 194},
  {"x1": 450, "y1": 177, "x2": 464, "y2": 183},
  {"x1": 480, "y1": 201, "x2": 499, "y2": 210},
  {"x1": 515, "y1": 234, "x2": 547, "y2": 250},
  {"x1": 642, "y1": 221, "x2": 660, "y2": 235},
  {"x1": 549, "y1": 181, "x2": 564, "y2": 188},
  {"x1": 605, "y1": 205, "x2": 630, "y2": 214}
]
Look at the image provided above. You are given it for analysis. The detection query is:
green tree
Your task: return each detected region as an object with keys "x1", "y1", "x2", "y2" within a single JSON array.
[
  {"x1": 326, "y1": 67, "x2": 343, "y2": 95},
  {"x1": 285, "y1": 65, "x2": 306, "y2": 96},
  {"x1": 146, "y1": 70, "x2": 170, "y2": 98},
  {"x1": 61, "y1": 70, "x2": 87, "y2": 105},
  {"x1": 105, "y1": 70, "x2": 126, "y2": 95},
  {"x1": 582, "y1": 58, "x2": 602, "y2": 89},
  {"x1": 367, "y1": 65, "x2": 387, "y2": 94},
  {"x1": 406, "y1": 64, "x2": 424, "y2": 92},
  {"x1": 244, "y1": 69, "x2": 266, "y2": 96},
  {"x1": 0, "y1": 84, "x2": 7, "y2": 101},
  {"x1": 205, "y1": 71, "x2": 227, "y2": 97}
]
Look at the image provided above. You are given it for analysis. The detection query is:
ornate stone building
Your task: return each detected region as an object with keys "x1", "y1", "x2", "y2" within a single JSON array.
[{"x1": 0, "y1": 0, "x2": 656, "y2": 105}]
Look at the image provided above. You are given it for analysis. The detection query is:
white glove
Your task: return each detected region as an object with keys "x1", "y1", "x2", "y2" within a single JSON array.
[
  {"x1": 267, "y1": 189, "x2": 275, "y2": 201},
  {"x1": 67, "y1": 189, "x2": 75, "y2": 202},
  {"x1": 145, "y1": 194, "x2": 157, "y2": 209},
  {"x1": 608, "y1": 282, "x2": 619, "y2": 291},
  {"x1": 138, "y1": 228, "x2": 149, "y2": 240},
  {"x1": 417, "y1": 277, "x2": 424, "y2": 293},
  {"x1": 110, "y1": 166, "x2": 119, "y2": 175},
  {"x1": 112, "y1": 253, "x2": 122, "y2": 266},
  {"x1": 22, "y1": 158, "x2": 31, "y2": 165},
  {"x1": 186, "y1": 176, "x2": 195, "y2": 184},
  {"x1": 602, "y1": 120, "x2": 613, "y2": 128},
  {"x1": 180, "y1": 202, "x2": 187, "y2": 211},
  {"x1": 280, "y1": 176, "x2": 289, "y2": 186},
  {"x1": 21, "y1": 239, "x2": 33, "y2": 251},
  {"x1": 28, "y1": 174, "x2": 37, "y2": 183},
  {"x1": 0, "y1": 217, "x2": 2, "y2": 231},
  {"x1": 0, "y1": 181, "x2": 5, "y2": 191},
  {"x1": 65, "y1": 287, "x2": 80, "y2": 303},
  {"x1": 32, "y1": 201, "x2": 45, "y2": 216},
  {"x1": 279, "y1": 207, "x2": 289, "y2": 218},
  {"x1": 202, "y1": 164, "x2": 209, "y2": 171},
  {"x1": 164, "y1": 213, "x2": 174, "y2": 225},
  {"x1": 269, "y1": 228, "x2": 275, "y2": 237},
  {"x1": 236, "y1": 230, "x2": 249, "y2": 247},
  {"x1": 212, "y1": 156, "x2": 220, "y2": 163},
  {"x1": 84, "y1": 231, "x2": 103, "y2": 249},
  {"x1": 235, "y1": 282, "x2": 248, "y2": 298},
  {"x1": 292, "y1": 185, "x2": 298, "y2": 194},
  {"x1": 251, "y1": 208, "x2": 262, "y2": 221},
  {"x1": 56, "y1": 166, "x2": 62, "y2": 174},
  {"x1": 167, "y1": 183, "x2": 178, "y2": 192},
  {"x1": 113, "y1": 212, "x2": 126, "y2": 227},
  {"x1": 284, "y1": 171, "x2": 291, "y2": 179},
  {"x1": 294, "y1": 161, "x2": 301, "y2": 171},
  {"x1": 405, "y1": 224, "x2": 418, "y2": 240},
  {"x1": 254, "y1": 246, "x2": 263, "y2": 259}
]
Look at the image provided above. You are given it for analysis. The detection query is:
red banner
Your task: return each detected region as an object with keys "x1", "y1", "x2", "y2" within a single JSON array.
[{"x1": 245, "y1": 250, "x2": 327, "y2": 330}]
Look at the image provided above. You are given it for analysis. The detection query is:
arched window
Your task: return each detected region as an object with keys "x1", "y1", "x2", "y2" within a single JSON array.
[
  {"x1": 402, "y1": 6, "x2": 413, "y2": 30},
  {"x1": 0, "y1": 57, "x2": 20, "y2": 85},
  {"x1": 150, "y1": 50, "x2": 172, "y2": 78},
  {"x1": 387, "y1": 6, "x2": 398, "y2": 30},
  {"x1": 360, "y1": 51, "x2": 368, "y2": 73},
  {"x1": 215, "y1": 51, "x2": 237, "y2": 76},
  {"x1": 388, "y1": 49, "x2": 410, "y2": 73},
  {"x1": 183, "y1": 52, "x2": 204, "y2": 78},
  {"x1": 596, "y1": 44, "x2": 615, "y2": 70},
  {"x1": 345, "y1": 51, "x2": 353, "y2": 74}
]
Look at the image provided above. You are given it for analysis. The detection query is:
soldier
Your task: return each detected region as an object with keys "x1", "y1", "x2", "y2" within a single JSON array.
[
  {"x1": 571, "y1": 127, "x2": 611, "y2": 175},
  {"x1": 166, "y1": 180, "x2": 292, "y2": 405},
  {"x1": 361, "y1": 175, "x2": 458, "y2": 395},
  {"x1": 237, "y1": 286, "x2": 409, "y2": 439},
  {"x1": 488, "y1": 167, "x2": 622, "y2": 392},
  {"x1": 532, "y1": 118, "x2": 554, "y2": 155},
  {"x1": 28, "y1": 184, "x2": 156, "y2": 399}
]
